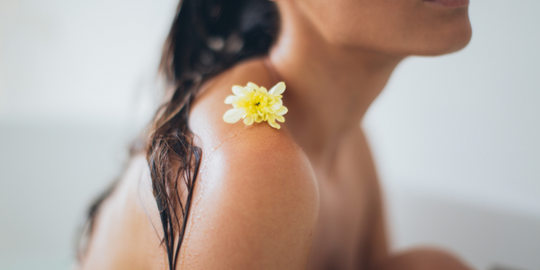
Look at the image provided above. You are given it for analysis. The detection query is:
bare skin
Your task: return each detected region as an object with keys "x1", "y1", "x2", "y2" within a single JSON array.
[{"x1": 80, "y1": 0, "x2": 474, "y2": 269}]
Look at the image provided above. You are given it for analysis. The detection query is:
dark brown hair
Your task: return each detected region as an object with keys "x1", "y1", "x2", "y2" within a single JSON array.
[{"x1": 78, "y1": 0, "x2": 280, "y2": 269}]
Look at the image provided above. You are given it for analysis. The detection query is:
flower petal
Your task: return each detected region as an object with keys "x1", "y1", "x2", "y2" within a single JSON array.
[
  {"x1": 255, "y1": 115, "x2": 264, "y2": 123},
  {"x1": 271, "y1": 99, "x2": 282, "y2": 110},
  {"x1": 223, "y1": 108, "x2": 245, "y2": 123},
  {"x1": 268, "y1": 82, "x2": 285, "y2": 95},
  {"x1": 259, "y1": 86, "x2": 268, "y2": 94},
  {"x1": 232, "y1": 85, "x2": 244, "y2": 96},
  {"x1": 224, "y1": 95, "x2": 237, "y2": 104},
  {"x1": 275, "y1": 114, "x2": 285, "y2": 123},
  {"x1": 268, "y1": 118, "x2": 280, "y2": 129},
  {"x1": 243, "y1": 116, "x2": 254, "y2": 125},
  {"x1": 275, "y1": 106, "x2": 288, "y2": 115},
  {"x1": 247, "y1": 82, "x2": 259, "y2": 92}
]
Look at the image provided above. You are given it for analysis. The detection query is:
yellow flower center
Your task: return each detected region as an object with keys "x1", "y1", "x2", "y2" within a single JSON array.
[{"x1": 237, "y1": 91, "x2": 279, "y2": 121}]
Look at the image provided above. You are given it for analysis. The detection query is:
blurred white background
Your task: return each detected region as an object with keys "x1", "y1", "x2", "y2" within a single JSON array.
[{"x1": 0, "y1": 0, "x2": 538, "y2": 269}]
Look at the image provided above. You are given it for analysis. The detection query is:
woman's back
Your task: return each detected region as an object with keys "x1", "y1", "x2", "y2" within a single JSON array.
[{"x1": 80, "y1": 154, "x2": 165, "y2": 270}]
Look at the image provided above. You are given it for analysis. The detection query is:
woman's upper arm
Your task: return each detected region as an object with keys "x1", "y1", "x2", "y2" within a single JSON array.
[{"x1": 178, "y1": 129, "x2": 319, "y2": 269}]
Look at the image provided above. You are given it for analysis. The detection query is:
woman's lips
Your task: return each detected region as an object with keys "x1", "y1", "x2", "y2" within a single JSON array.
[{"x1": 424, "y1": 0, "x2": 469, "y2": 8}]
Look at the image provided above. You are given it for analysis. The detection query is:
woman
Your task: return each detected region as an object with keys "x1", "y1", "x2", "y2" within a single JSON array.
[{"x1": 78, "y1": 0, "x2": 473, "y2": 269}]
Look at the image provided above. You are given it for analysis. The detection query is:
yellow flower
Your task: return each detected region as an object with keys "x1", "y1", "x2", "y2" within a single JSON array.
[{"x1": 223, "y1": 82, "x2": 288, "y2": 129}]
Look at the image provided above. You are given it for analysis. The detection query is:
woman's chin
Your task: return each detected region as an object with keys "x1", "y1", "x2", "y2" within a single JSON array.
[
  {"x1": 416, "y1": 21, "x2": 473, "y2": 56},
  {"x1": 427, "y1": 12, "x2": 472, "y2": 56}
]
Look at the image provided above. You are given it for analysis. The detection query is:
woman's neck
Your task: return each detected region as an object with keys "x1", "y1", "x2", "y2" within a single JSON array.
[{"x1": 268, "y1": 3, "x2": 403, "y2": 167}]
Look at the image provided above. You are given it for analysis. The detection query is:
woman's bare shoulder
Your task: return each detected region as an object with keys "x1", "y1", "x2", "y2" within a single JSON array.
[
  {"x1": 189, "y1": 57, "x2": 314, "y2": 191},
  {"x1": 179, "y1": 131, "x2": 319, "y2": 268},
  {"x1": 188, "y1": 57, "x2": 318, "y2": 201},
  {"x1": 188, "y1": 56, "x2": 318, "y2": 222},
  {"x1": 180, "y1": 58, "x2": 319, "y2": 269}
]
